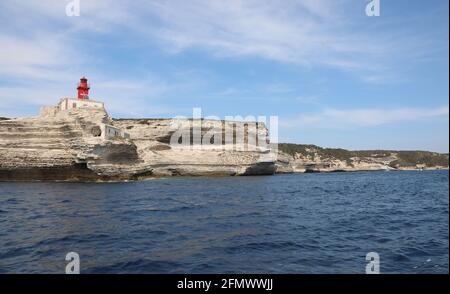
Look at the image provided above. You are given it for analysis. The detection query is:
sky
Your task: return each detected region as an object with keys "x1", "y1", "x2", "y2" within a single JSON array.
[{"x1": 0, "y1": 0, "x2": 448, "y2": 152}]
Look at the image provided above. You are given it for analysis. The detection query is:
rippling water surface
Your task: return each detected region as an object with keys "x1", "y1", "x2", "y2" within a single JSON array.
[{"x1": 0, "y1": 170, "x2": 448, "y2": 273}]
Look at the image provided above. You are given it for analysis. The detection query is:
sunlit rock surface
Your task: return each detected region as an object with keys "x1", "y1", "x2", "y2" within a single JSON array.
[{"x1": 0, "y1": 108, "x2": 275, "y2": 181}]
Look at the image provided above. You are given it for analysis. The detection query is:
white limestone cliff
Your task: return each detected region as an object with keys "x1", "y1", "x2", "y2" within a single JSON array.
[{"x1": 0, "y1": 107, "x2": 276, "y2": 181}]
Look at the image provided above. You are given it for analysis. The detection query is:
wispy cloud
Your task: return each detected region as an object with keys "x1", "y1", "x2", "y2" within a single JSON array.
[
  {"x1": 142, "y1": 0, "x2": 364, "y2": 66},
  {"x1": 0, "y1": 0, "x2": 445, "y2": 84},
  {"x1": 281, "y1": 106, "x2": 450, "y2": 129},
  {"x1": 0, "y1": 34, "x2": 78, "y2": 81},
  {"x1": 134, "y1": 0, "x2": 446, "y2": 80}
]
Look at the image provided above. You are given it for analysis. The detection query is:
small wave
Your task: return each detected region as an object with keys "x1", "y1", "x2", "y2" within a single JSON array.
[
  {"x1": 85, "y1": 259, "x2": 184, "y2": 274},
  {"x1": 392, "y1": 252, "x2": 410, "y2": 262},
  {"x1": 0, "y1": 246, "x2": 32, "y2": 259},
  {"x1": 224, "y1": 241, "x2": 303, "y2": 253},
  {"x1": 401, "y1": 246, "x2": 431, "y2": 257},
  {"x1": 412, "y1": 258, "x2": 448, "y2": 273},
  {"x1": 35, "y1": 233, "x2": 113, "y2": 247},
  {"x1": 5, "y1": 198, "x2": 22, "y2": 204},
  {"x1": 376, "y1": 237, "x2": 392, "y2": 243}
]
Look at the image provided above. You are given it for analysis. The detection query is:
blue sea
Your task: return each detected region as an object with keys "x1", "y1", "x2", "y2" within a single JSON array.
[{"x1": 0, "y1": 170, "x2": 448, "y2": 274}]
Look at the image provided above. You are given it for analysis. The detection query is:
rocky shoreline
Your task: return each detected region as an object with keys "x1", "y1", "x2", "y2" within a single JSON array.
[{"x1": 0, "y1": 109, "x2": 448, "y2": 182}]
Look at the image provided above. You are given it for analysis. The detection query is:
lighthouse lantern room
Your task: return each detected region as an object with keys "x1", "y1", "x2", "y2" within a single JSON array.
[
  {"x1": 77, "y1": 76, "x2": 90, "y2": 100},
  {"x1": 54, "y1": 77, "x2": 104, "y2": 112}
]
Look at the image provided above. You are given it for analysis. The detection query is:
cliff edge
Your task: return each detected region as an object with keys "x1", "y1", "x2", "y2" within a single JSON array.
[{"x1": 0, "y1": 107, "x2": 275, "y2": 181}]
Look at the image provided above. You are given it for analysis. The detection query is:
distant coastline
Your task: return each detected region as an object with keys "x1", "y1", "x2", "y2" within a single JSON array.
[{"x1": 276, "y1": 143, "x2": 449, "y2": 174}]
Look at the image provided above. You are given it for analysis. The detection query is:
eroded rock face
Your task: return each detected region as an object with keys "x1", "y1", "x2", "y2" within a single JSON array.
[
  {"x1": 0, "y1": 109, "x2": 276, "y2": 181},
  {"x1": 111, "y1": 118, "x2": 275, "y2": 177}
]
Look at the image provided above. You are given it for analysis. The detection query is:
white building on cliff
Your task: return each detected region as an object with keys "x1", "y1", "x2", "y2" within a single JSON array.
[{"x1": 39, "y1": 77, "x2": 129, "y2": 140}]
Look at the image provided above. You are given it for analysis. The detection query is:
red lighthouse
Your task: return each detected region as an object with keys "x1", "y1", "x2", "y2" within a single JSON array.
[{"x1": 77, "y1": 76, "x2": 90, "y2": 100}]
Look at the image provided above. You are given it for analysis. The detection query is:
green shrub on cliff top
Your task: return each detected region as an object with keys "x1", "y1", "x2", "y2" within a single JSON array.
[{"x1": 278, "y1": 143, "x2": 449, "y2": 167}]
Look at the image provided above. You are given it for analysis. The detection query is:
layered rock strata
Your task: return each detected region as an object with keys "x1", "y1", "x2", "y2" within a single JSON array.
[{"x1": 0, "y1": 108, "x2": 275, "y2": 181}]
